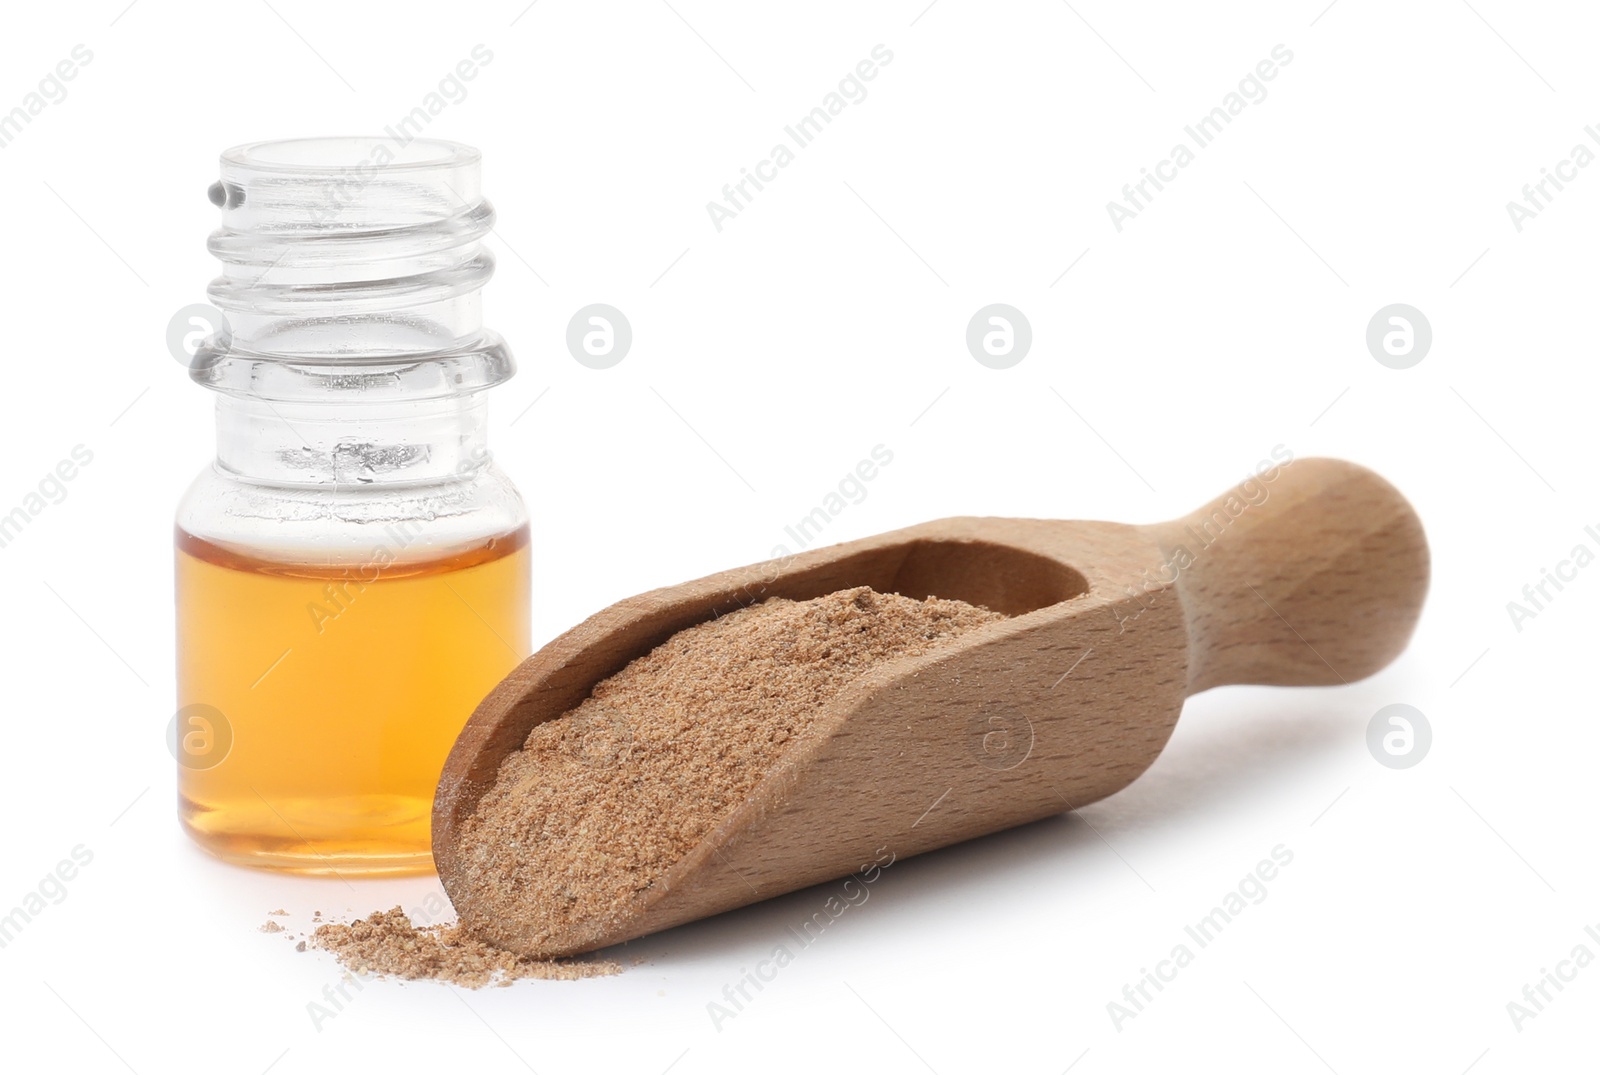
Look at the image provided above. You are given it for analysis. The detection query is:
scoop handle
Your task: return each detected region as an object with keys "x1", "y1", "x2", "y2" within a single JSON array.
[{"x1": 1142, "y1": 456, "x2": 1429, "y2": 695}]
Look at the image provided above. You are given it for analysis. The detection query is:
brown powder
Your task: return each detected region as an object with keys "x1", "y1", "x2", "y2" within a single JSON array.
[
  {"x1": 452, "y1": 586, "x2": 1003, "y2": 956},
  {"x1": 310, "y1": 907, "x2": 620, "y2": 987}
]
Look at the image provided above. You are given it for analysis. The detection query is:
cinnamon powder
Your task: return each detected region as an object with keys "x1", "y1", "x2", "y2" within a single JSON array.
[
  {"x1": 310, "y1": 908, "x2": 619, "y2": 987},
  {"x1": 452, "y1": 586, "x2": 1002, "y2": 957}
]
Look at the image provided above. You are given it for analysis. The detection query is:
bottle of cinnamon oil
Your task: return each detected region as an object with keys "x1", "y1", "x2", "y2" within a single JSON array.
[{"x1": 174, "y1": 138, "x2": 530, "y2": 874}]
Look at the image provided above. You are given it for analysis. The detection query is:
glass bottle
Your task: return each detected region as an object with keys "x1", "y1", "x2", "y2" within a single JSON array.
[{"x1": 174, "y1": 137, "x2": 530, "y2": 875}]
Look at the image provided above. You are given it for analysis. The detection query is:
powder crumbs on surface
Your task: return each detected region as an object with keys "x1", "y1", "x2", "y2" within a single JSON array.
[
  {"x1": 453, "y1": 585, "x2": 1004, "y2": 956},
  {"x1": 310, "y1": 907, "x2": 620, "y2": 988},
  {"x1": 259, "y1": 920, "x2": 284, "y2": 934}
]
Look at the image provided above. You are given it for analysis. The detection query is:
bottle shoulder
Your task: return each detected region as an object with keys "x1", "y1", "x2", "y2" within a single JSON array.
[{"x1": 176, "y1": 460, "x2": 528, "y2": 564}]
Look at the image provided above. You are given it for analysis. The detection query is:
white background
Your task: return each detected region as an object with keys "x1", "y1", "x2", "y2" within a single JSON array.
[{"x1": 1, "y1": 1, "x2": 1596, "y2": 1072}]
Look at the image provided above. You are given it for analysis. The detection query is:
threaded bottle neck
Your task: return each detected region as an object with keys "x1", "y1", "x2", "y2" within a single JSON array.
[{"x1": 194, "y1": 137, "x2": 513, "y2": 402}]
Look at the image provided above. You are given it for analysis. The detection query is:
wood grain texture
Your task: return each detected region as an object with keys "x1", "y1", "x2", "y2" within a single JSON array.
[{"x1": 433, "y1": 456, "x2": 1429, "y2": 957}]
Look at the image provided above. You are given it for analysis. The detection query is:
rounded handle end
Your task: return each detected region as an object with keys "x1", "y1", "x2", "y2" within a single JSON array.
[{"x1": 1149, "y1": 456, "x2": 1430, "y2": 694}]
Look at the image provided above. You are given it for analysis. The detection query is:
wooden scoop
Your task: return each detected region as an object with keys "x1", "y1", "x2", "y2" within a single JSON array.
[{"x1": 434, "y1": 456, "x2": 1428, "y2": 957}]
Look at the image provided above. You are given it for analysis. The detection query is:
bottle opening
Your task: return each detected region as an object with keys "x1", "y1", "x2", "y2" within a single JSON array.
[{"x1": 222, "y1": 136, "x2": 479, "y2": 174}]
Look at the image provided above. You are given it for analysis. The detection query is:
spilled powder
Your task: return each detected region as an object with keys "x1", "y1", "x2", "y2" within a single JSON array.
[
  {"x1": 452, "y1": 586, "x2": 1003, "y2": 956},
  {"x1": 308, "y1": 907, "x2": 619, "y2": 988}
]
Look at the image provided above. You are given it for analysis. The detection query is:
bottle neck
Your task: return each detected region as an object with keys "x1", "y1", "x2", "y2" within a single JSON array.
[
  {"x1": 193, "y1": 137, "x2": 513, "y2": 404},
  {"x1": 214, "y1": 395, "x2": 490, "y2": 487}
]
